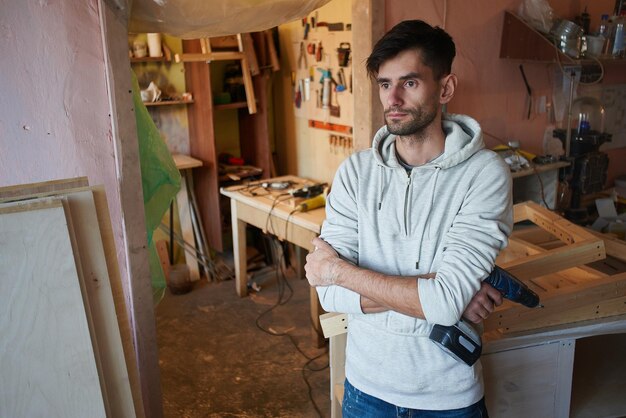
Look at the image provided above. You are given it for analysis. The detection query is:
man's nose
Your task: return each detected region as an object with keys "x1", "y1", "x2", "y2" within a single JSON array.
[{"x1": 386, "y1": 85, "x2": 403, "y2": 108}]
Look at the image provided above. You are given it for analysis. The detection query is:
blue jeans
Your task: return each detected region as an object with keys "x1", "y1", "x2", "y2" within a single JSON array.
[{"x1": 342, "y1": 379, "x2": 489, "y2": 418}]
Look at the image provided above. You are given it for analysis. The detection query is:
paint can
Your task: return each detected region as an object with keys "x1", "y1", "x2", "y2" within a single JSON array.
[
  {"x1": 168, "y1": 264, "x2": 192, "y2": 295},
  {"x1": 147, "y1": 33, "x2": 163, "y2": 58}
]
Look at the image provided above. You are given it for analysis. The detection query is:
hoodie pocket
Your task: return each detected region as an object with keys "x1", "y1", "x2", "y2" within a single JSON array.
[{"x1": 353, "y1": 309, "x2": 432, "y2": 336}]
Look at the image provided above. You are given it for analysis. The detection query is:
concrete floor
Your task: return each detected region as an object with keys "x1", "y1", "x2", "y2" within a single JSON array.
[{"x1": 156, "y1": 261, "x2": 331, "y2": 418}]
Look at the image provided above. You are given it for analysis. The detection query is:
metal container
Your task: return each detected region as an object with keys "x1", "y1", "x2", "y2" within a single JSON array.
[{"x1": 550, "y1": 19, "x2": 584, "y2": 58}]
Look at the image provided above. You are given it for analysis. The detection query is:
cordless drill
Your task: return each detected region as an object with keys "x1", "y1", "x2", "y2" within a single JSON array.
[{"x1": 429, "y1": 265, "x2": 541, "y2": 366}]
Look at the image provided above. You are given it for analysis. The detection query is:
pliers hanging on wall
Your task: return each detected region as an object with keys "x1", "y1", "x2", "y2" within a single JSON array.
[{"x1": 298, "y1": 41, "x2": 307, "y2": 69}]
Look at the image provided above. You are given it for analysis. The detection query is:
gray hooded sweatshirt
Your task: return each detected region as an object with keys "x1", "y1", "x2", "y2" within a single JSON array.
[{"x1": 317, "y1": 113, "x2": 513, "y2": 410}]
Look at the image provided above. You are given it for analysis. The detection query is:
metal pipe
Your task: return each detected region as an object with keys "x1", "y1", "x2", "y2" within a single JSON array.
[{"x1": 565, "y1": 70, "x2": 576, "y2": 158}]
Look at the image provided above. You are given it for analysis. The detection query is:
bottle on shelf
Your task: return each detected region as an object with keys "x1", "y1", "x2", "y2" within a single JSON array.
[
  {"x1": 598, "y1": 14, "x2": 610, "y2": 37},
  {"x1": 612, "y1": 18, "x2": 625, "y2": 57},
  {"x1": 580, "y1": 7, "x2": 591, "y2": 34}
]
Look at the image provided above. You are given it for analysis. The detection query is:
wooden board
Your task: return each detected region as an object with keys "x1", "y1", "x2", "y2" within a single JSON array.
[
  {"x1": 91, "y1": 187, "x2": 145, "y2": 418},
  {"x1": 172, "y1": 154, "x2": 202, "y2": 170},
  {"x1": 0, "y1": 177, "x2": 88, "y2": 199},
  {"x1": 156, "y1": 240, "x2": 171, "y2": 282},
  {"x1": 483, "y1": 340, "x2": 575, "y2": 417},
  {"x1": 497, "y1": 202, "x2": 606, "y2": 281},
  {"x1": 0, "y1": 186, "x2": 144, "y2": 417},
  {"x1": 176, "y1": 176, "x2": 200, "y2": 281},
  {"x1": 0, "y1": 200, "x2": 107, "y2": 417},
  {"x1": 61, "y1": 191, "x2": 138, "y2": 417}
]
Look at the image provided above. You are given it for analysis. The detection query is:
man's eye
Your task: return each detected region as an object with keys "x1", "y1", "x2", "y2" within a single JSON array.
[
  {"x1": 379, "y1": 83, "x2": 390, "y2": 89},
  {"x1": 405, "y1": 80, "x2": 416, "y2": 87}
]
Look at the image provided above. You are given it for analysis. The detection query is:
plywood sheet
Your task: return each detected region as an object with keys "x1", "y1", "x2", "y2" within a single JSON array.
[
  {"x1": 0, "y1": 200, "x2": 107, "y2": 417},
  {"x1": 91, "y1": 187, "x2": 145, "y2": 418},
  {"x1": 0, "y1": 177, "x2": 88, "y2": 200},
  {"x1": 61, "y1": 191, "x2": 138, "y2": 417},
  {"x1": 0, "y1": 186, "x2": 143, "y2": 417}
]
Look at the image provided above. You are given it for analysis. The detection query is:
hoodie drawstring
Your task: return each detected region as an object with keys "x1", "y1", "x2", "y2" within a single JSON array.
[
  {"x1": 425, "y1": 167, "x2": 441, "y2": 238},
  {"x1": 378, "y1": 165, "x2": 384, "y2": 210}
]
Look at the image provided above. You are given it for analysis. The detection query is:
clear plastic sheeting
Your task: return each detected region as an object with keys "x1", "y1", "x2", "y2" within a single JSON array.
[{"x1": 129, "y1": 0, "x2": 332, "y2": 38}]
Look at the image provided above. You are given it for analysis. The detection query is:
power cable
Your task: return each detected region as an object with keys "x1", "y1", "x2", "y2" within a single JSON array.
[
  {"x1": 483, "y1": 130, "x2": 552, "y2": 210},
  {"x1": 252, "y1": 236, "x2": 328, "y2": 417}
]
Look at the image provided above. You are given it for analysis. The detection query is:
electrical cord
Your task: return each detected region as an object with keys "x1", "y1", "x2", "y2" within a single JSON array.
[
  {"x1": 530, "y1": 164, "x2": 552, "y2": 209},
  {"x1": 264, "y1": 193, "x2": 292, "y2": 237},
  {"x1": 235, "y1": 182, "x2": 328, "y2": 415},
  {"x1": 284, "y1": 207, "x2": 301, "y2": 249},
  {"x1": 253, "y1": 237, "x2": 328, "y2": 418},
  {"x1": 483, "y1": 130, "x2": 552, "y2": 210}
]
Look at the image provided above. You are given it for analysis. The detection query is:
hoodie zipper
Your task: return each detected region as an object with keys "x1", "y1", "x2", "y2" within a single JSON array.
[{"x1": 403, "y1": 170, "x2": 411, "y2": 236}]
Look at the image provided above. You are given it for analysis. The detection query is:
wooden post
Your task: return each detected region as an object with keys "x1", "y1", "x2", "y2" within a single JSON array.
[{"x1": 183, "y1": 39, "x2": 224, "y2": 252}]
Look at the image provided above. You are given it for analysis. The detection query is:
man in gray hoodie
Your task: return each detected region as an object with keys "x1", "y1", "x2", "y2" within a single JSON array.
[{"x1": 305, "y1": 20, "x2": 513, "y2": 417}]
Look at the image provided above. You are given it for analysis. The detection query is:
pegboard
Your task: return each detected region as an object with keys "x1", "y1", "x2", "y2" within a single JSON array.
[{"x1": 291, "y1": 26, "x2": 354, "y2": 128}]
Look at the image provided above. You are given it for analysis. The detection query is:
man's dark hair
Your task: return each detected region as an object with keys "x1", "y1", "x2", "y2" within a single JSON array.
[{"x1": 366, "y1": 20, "x2": 456, "y2": 80}]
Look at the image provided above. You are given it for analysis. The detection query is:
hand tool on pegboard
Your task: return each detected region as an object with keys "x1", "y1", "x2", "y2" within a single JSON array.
[
  {"x1": 298, "y1": 41, "x2": 307, "y2": 69},
  {"x1": 309, "y1": 120, "x2": 353, "y2": 134}
]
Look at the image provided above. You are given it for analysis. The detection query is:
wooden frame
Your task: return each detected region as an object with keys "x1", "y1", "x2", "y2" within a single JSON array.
[
  {"x1": 486, "y1": 207, "x2": 626, "y2": 333},
  {"x1": 175, "y1": 34, "x2": 257, "y2": 114},
  {"x1": 319, "y1": 201, "x2": 626, "y2": 417}
]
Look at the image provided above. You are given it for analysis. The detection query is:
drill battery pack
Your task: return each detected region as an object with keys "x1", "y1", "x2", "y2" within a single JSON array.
[{"x1": 429, "y1": 319, "x2": 482, "y2": 366}]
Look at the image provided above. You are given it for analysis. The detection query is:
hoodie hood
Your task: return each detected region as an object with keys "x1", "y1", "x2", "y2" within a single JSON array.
[{"x1": 372, "y1": 113, "x2": 485, "y2": 170}]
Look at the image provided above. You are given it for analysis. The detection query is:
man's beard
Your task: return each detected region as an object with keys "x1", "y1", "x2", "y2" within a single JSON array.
[{"x1": 385, "y1": 105, "x2": 437, "y2": 137}]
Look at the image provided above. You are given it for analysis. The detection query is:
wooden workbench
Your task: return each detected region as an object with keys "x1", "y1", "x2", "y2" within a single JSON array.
[{"x1": 220, "y1": 175, "x2": 326, "y2": 344}]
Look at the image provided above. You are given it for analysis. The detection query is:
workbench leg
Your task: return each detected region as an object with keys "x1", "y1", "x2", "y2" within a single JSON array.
[
  {"x1": 230, "y1": 200, "x2": 248, "y2": 297},
  {"x1": 310, "y1": 286, "x2": 325, "y2": 348},
  {"x1": 330, "y1": 333, "x2": 347, "y2": 418},
  {"x1": 295, "y1": 245, "x2": 306, "y2": 280},
  {"x1": 297, "y1": 245, "x2": 325, "y2": 347}
]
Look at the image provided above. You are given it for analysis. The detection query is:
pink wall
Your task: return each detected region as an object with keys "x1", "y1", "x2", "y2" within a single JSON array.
[
  {"x1": 385, "y1": 0, "x2": 626, "y2": 183},
  {"x1": 1, "y1": 2, "x2": 119, "y2": 191},
  {"x1": 0, "y1": 0, "x2": 136, "y2": 300},
  {"x1": 0, "y1": 2, "x2": 161, "y2": 414}
]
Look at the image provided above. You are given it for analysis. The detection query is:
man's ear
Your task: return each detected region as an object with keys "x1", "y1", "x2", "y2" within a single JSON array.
[{"x1": 439, "y1": 74, "x2": 457, "y2": 104}]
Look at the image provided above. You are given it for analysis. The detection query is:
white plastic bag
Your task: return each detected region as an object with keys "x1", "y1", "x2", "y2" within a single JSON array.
[
  {"x1": 130, "y1": 0, "x2": 332, "y2": 38},
  {"x1": 518, "y1": 0, "x2": 554, "y2": 33}
]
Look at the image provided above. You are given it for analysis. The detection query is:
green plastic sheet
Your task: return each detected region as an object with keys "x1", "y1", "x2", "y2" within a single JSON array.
[{"x1": 131, "y1": 71, "x2": 181, "y2": 299}]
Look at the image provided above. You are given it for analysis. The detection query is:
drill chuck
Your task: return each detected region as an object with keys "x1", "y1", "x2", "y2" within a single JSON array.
[{"x1": 485, "y1": 265, "x2": 540, "y2": 308}]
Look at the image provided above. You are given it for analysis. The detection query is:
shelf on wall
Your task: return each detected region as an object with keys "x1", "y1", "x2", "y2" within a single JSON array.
[
  {"x1": 214, "y1": 102, "x2": 248, "y2": 110},
  {"x1": 214, "y1": 100, "x2": 262, "y2": 111},
  {"x1": 130, "y1": 56, "x2": 168, "y2": 63},
  {"x1": 500, "y1": 11, "x2": 573, "y2": 63},
  {"x1": 144, "y1": 100, "x2": 194, "y2": 107},
  {"x1": 129, "y1": 42, "x2": 172, "y2": 63},
  {"x1": 500, "y1": 11, "x2": 626, "y2": 65}
]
